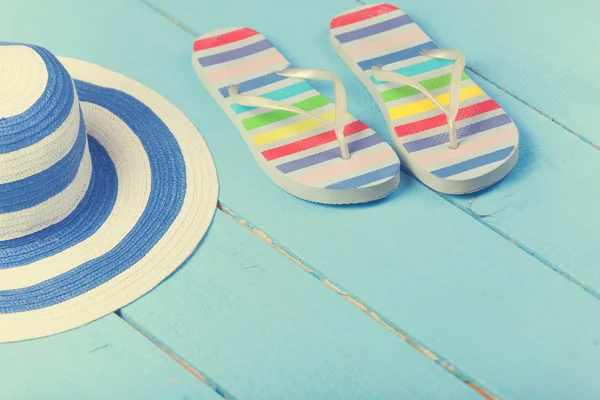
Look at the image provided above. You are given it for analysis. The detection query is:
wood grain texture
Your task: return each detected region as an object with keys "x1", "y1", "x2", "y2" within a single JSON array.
[
  {"x1": 121, "y1": 212, "x2": 480, "y2": 400},
  {"x1": 0, "y1": 314, "x2": 220, "y2": 400},
  {"x1": 131, "y1": 0, "x2": 600, "y2": 398}
]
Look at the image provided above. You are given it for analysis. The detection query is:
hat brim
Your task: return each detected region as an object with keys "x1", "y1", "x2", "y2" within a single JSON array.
[{"x1": 0, "y1": 58, "x2": 218, "y2": 343}]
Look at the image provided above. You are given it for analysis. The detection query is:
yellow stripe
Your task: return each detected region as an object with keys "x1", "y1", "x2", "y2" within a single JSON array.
[
  {"x1": 388, "y1": 85, "x2": 485, "y2": 121},
  {"x1": 252, "y1": 110, "x2": 338, "y2": 147}
]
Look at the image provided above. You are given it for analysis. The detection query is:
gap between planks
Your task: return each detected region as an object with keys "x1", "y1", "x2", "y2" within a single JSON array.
[
  {"x1": 217, "y1": 201, "x2": 498, "y2": 400},
  {"x1": 464, "y1": 67, "x2": 600, "y2": 151},
  {"x1": 114, "y1": 310, "x2": 236, "y2": 400},
  {"x1": 437, "y1": 188, "x2": 600, "y2": 300},
  {"x1": 395, "y1": 163, "x2": 600, "y2": 301},
  {"x1": 138, "y1": 0, "x2": 199, "y2": 36}
]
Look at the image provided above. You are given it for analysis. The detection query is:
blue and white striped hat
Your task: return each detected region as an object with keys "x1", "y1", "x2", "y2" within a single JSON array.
[{"x1": 0, "y1": 43, "x2": 219, "y2": 342}]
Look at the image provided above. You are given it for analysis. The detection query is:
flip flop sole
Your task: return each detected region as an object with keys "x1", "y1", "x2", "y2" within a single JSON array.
[
  {"x1": 193, "y1": 27, "x2": 401, "y2": 204},
  {"x1": 330, "y1": 4, "x2": 519, "y2": 194}
]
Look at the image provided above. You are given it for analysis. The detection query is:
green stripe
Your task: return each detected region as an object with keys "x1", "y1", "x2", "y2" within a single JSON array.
[
  {"x1": 381, "y1": 73, "x2": 469, "y2": 103},
  {"x1": 242, "y1": 94, "x2": 331, "y2": 131}
]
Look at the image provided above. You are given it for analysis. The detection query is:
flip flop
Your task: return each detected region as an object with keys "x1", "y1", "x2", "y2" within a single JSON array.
[
  {"x1": 192, "y1": 27, "x2": 400, "y2": 204},
  {"x1": 330, "y1": 4, "x2": 519, "y2": 194}
]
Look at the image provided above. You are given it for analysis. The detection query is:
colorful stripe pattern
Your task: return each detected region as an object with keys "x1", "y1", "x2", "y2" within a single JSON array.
[
  {"x1": 193, "y1": 28, "x2": 399, "y2": 190},
  {"x1": 331, "y1": 4, "x2": 518, "y2": 181}
]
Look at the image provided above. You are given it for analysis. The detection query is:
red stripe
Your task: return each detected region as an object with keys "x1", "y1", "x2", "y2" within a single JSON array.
[
  {"x1": 330, "y1": 4, "x2": 399, "y2": 29},
  {"x1": 262, "y1": 120, "x2": 369, "y2": 161},
  {"x1": 394, "y1": 100, "x2": 500, "y2": 137},
  {"x1": 193, "y1": 28, "x2": 259, "y2": 52}
]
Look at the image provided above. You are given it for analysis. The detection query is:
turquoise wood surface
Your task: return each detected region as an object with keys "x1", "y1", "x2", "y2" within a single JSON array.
[
  {"x1": 1, "y1": 0, "x2": 600, "y2": 399},
  {"x1": 0, "y1": 314, "x2": 220, "y2": 400},
  {"x1": 122, "y1": 212, "x2": 479, "y2": 400},
  {"x1": 132, "y1": 0, "x2": 600, "y2": 398}
]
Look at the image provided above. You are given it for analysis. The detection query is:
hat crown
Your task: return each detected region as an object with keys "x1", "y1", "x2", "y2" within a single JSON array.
[{"x1": 0, "y1": 43, "x2": 91, "y2": 241}]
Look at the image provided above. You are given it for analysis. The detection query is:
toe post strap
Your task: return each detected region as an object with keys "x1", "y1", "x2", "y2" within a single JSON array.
[
  {"x1": 229, "y1": 67, "x2": 351, "y2": 159},
  {"x1": 372, "y1": 48, "x2": 467, "y2": 150}
]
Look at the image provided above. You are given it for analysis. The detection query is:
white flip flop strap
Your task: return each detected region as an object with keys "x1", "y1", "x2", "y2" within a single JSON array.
[
  {"x1": 228, "y1": 67, "x2": 350, "y2": 159},
  {"x1": 372, "y1": 48, "x2": 466, "y2": 149}
]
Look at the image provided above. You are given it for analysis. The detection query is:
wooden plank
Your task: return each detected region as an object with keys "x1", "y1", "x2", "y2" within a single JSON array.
[
  {"x1": 122, "y1": 1, "x2": 600, "y2": 398},
  {"x1": 0, "y1": 314, "x2": 220, "y2": 400},
  {"x1": 357, "y1": 0, "x2": 600, "y2": 147},
  {"x1": 122, "y1": 212, "x2": 480, "y2": 400}
]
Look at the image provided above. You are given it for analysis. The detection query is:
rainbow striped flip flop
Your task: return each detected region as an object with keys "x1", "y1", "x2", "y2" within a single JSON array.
[
  {"x1": 330, "y1": 4, "x2": 519, "y2": 194},
  {"x1": 192, "y1": 27, "x2": 401, "y2": 204}
]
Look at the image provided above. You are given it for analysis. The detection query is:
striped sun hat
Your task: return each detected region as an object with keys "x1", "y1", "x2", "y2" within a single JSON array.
[{"x1": 0, "y1": 43, "x2": 218, "y2": 343}]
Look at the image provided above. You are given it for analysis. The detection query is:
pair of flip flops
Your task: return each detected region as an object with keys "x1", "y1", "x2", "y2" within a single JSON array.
[{"x1": 192, "y1": 3, "x2": 519, "y2": 204}]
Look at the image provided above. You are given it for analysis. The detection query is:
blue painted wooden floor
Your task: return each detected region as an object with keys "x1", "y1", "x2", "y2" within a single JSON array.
[{"x1": 2, "y1": 0, "x2": 600, "y2": 399}]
